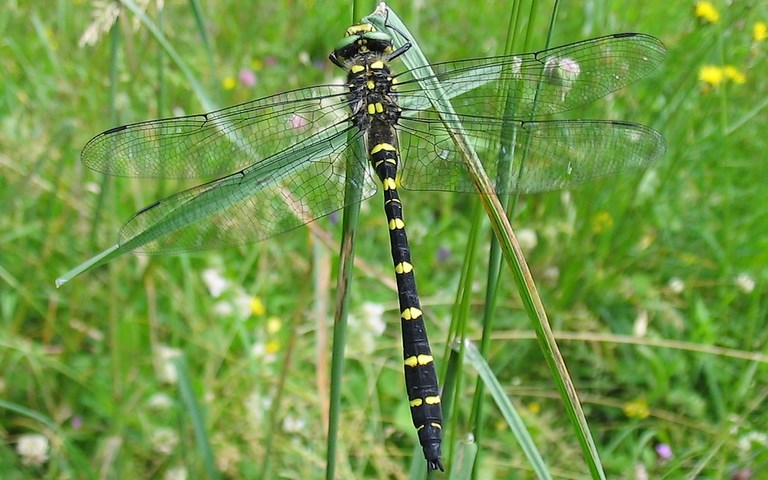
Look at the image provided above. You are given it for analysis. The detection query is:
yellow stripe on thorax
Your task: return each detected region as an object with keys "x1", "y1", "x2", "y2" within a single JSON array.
[{"x1": 370, "y1": 143, "x2": 397, "y2": 155}]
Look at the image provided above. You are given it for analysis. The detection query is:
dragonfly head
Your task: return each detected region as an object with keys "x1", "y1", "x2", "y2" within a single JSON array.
[{"x1": 329, "y1": 22, "x2": 394, "y2": 68}]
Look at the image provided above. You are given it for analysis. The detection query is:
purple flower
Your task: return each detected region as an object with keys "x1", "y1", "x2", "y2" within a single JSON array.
[
  {"x1": 70, "y1": 416, "x2": 83, "y2": 430},
  {"x1": 732, "y1": 469, "x2": 752, "y2": 480},
  {"x1": 655, "y1": 443, "x2": 673, "y2": 460}
]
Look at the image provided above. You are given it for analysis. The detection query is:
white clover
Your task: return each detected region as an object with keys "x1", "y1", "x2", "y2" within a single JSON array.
[
  {"x1": 734, "y1": 273, "x2": 755, "y2": 294},
  {"x1": 668, "y1": 277, "x2": 685, "y2": 294},
  {"x1": 154, "y1": 345, "x2": 182, "y2": 385},
  {"x1": 516, "y1": 228, "x2": 538, "y2": 251},
  {"x1": 213, "y1": 301, "x2": 234, "y2": 317},
  {"x1": 633, "y1": 309, "x2": 649, "y2": 337},
  {"x1": 147, "y1": 392, "x2": 174, "y2": 410},
  {"x1": 16, "y1": 433, "x2": 49, "y2": 466},
  {"x1": 233, "y1": 291, "x2": 256, "y2": 319},
  {"x1": 150, "y1": 428, "x2": 179, "y2": 455},
  {"x1": 544, "y1": 56, "x2": 581, "y2": 101},
  {"x1": 282, "y1": 414, "x2": 306, "y2": 433},
  {"x1": 202, "y1": 268, "x2": 229, "y2": 298},
  {"x1": 163, "y1": 466, "x2": 188, "y2": 480}
]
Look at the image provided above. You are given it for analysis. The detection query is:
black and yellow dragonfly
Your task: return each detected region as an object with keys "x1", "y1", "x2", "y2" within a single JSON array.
[{"x1": 59, "y1": 5, "x2": 666, "y2": 472}]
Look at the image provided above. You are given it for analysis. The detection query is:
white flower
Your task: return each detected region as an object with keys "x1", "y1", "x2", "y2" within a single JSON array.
[
  {"x1": 668, "y1": 277, "x2": 685, "y2": 294},
  {"x1": 245, "y1": 391, "x2": 272, "y2": 425},
  {"x1": 348, "y1": 302, "x2": 386, "y2": 355},
  {"x1": 734, "y1": 273, "x2": 755, "y2": 294},
  {"x1": 633, "y1": 309, "x2": 649, "y2": 337},
  {"x1": 16, "y1": 433, "x2": 49, "y2": 466},
  {"x1": 544, "y1": 56, "x2": 581, "y2": 101},
  {"x1": 516, "y1": 228, "x2": 538, "y2": 251},
  {"x1": 737, "y1": 431, "x2": 768, "y2": 451},
  {"x1": 361, "y1": 302, "x2": 386, "y2": 336},
  {"x1": 202, "y1": 268, "x2": 228, "y2": 297},
  {"x1": 150, "y1": 428, "x2": 179, "y2": 455},
  {"x1": 282, "y1": 414, "x2": 306, "y2": 433},
  {"x1": 213, "y1": 301, "x2": 234, "y2": 317},
  {"x1": 634, "y1": 462, "x2": 649, "y2": 480},
  {"x1": 233, "y1": 291, "x2": 256, "y2": 319},
  {"x1": 163, "y1": 466, "x2": 188, "y2": 480},
  {"x1": 147, "y1": 393, "x2": 174, "y2": 410},
  {"x1": 155, "y1": 345, "x2": 182, "y2": 384},
  {"x1": 542, "y1": 266, "x2": 560, "y2": 284}
]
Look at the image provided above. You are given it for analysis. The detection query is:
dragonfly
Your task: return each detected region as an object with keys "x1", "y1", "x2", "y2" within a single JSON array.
[{"x1": 60, "y1": 5, "x2": 666, "y2": 472}]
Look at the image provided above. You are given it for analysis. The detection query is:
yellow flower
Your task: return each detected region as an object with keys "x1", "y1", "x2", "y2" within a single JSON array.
[
  {"x1": 222, "y1": 76, "x2": 236, "y2": 90},
  {"x1": 754, "y1": 22, "x2": 767, "y2": 42},
  {"x1": 699, "y1": 65, "x2": 724, "y2": 87},
  {"x1": 250, "y1": 297, "x2": 266, "y2": 316},
  {"x1": 527, "y1": 402, "x2": 541, "y2": 414},
  {"x1": 251, "y1": 59, "x2": 264, "y2": 71},
  {"x1": 723, "y1": 65, "x2": 746, "y2": 84},
  {"x1": 591, "y1": 211, "x2": 614, "y2": 234},
  {"x1": 695, "y1": 1, "x2": 720, "y2": 24},
  {"x1": 266, "y1": 339, "x2": 281, "y2": 354},
  {"x1": 623, "y1": 399, "x2": 650, "y2": 419}
]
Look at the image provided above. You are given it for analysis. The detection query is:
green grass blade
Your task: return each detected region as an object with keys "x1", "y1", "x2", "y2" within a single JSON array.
[
  {"x1": 449, "y1": 438, "x2": 478, "y2": 479},
  {"x1": 469, "y1": 2, "x2": 532, "y2": 473},
  {"x1": 187, "y1": 0, "x2": 220, "y2": 101},
  {"x1": 120, "y1": 0, "x2": 216, "y2": 111},
  {"x1": 326, "y1": 130, "x2": 366, "y2": 480},
  {"x1": 378, "y1": 4, "x2": 605, "y2": 478},
  {"x1": 464, "y1": 340, "x2": 552, "y2": 479},
  {"x1": 173, "y1": 355, "x2": 220, "y2": 479}
]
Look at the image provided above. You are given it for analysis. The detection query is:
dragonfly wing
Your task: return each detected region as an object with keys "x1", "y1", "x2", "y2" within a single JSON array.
[
  {"x1": 398, "y1": 33, "x2": 665, "y2": 119},
  {"x1": 82, "y1": 85, "x2": 351, "y2": 179},
  {"x1": 398, "y1": 116, "x2": 665, "y2": 193},
  {"x1": 116, "y1": 126, "x2": 376, "y2": 253}
]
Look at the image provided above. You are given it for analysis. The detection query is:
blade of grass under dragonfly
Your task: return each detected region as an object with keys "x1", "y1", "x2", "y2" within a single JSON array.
[
  {"x1": 469, "y1": 2, "x2": 534, "y2": 474},
  {"x1": 471, "y1": 1, "x2": 557, "y2": 476},
  {"x1": 326, "y1": 131, "x2": 366, "y2": 480},
  {"x1": 374, "y1": 4, "x2": 604, "y2": 478}
]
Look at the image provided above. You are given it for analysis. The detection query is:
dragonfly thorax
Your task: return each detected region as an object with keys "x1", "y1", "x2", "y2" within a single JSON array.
[{"x1": 330, "y1": 25, "x2": 402, "y2": 133}]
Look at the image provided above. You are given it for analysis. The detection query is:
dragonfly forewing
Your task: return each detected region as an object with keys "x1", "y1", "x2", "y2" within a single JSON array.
[
  {"x1": 82, "y1": 85, "x2": 351, "y2": 179},
  {"x1": 117, "y1": 123, "x2": 375, "y2": 253},
  {"x1": 397, "y1": 33, "x2": 666, "y2": 120}
]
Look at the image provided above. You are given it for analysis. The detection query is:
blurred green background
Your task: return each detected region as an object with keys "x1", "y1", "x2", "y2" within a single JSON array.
[{"x1": 2, "y1": 0, "x2": 767, "y2": 478}]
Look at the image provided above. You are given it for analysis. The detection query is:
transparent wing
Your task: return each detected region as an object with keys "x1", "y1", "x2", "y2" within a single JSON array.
[
  {"x1": 395, "y1": 32, "x2": 665, "y2": 192},
  {"x1": 398, "y1": 117, "x2": 665, "y2": 193},
  {"x1": 82, "y1": 85, "x2": 351, "y2": 179},
  {"x1": 397, "y1": 33, "x2": 666, "y2": 118},
  {"x1": 116, "y1": 125, "x2": 376, "y2": 253}
]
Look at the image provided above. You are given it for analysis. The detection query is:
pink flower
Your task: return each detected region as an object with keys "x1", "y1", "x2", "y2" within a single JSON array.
[{"x1": 238, "y1": 69, "x2": 257, "y2": 88}]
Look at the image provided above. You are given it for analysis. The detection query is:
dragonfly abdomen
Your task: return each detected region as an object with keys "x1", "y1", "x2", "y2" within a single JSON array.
[{"x1": 370, "y1": 132, "x2": 443, "y2": 472}]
